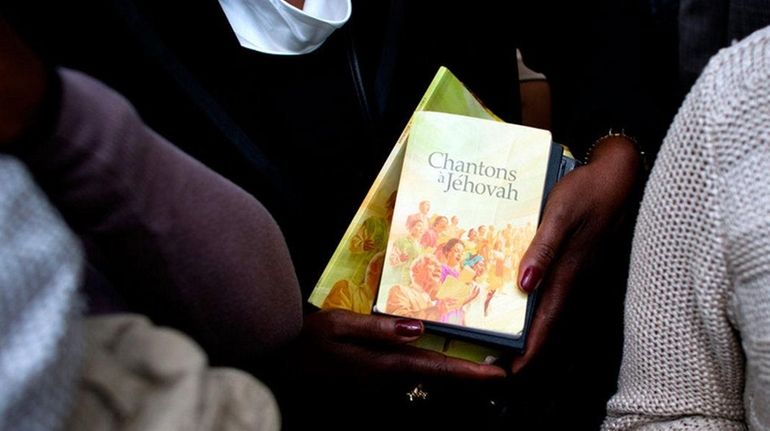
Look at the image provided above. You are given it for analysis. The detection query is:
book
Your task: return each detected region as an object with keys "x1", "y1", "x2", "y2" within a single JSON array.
[
  {"x1": 308, "y1": 67, "x2": 574, "y2": 359},
  {"x1": 372, "y1": 111, "x2": 562, "y2": 349}
]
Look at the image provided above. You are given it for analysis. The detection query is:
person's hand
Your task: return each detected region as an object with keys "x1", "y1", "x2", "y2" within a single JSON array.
[
  {"x1": 388, "y1": 249, "x2": 402, "y2": 266},
  {"x1": 512, "y1": 136, "x2": 642, "y2": 373},
  {"x1": 0, "y1": 18, "x2": 48, "y2": 145},
  {"x1": 276, "y1": 309, "x2": 506, "y2": 429},
  {"x1": 294, "y1": 309, "x2": 506, "y2": 381},
  {"x1": 462, "y1": 285, "x2": 480, "y2": 307}
]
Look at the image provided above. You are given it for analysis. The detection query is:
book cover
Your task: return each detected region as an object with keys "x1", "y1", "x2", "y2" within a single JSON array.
[
  {"x1": 308, "y1": 67, "x2": 504, "y2": 362},
  {"x1": 373, "y1": 111, "x2": 554, "y2": 348},
  {"x1": 309, "y1": 67, "x2": 499, "y2": 309}
]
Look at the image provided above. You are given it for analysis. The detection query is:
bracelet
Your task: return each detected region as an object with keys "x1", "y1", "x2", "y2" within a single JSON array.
[{"x1": 583, "y1": 129, "x2": 649, "y2": 172}]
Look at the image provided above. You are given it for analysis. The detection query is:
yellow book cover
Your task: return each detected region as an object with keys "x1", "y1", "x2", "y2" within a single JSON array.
[{"x1": 373, "y1": 111, "x2": 553, "y2": 348}]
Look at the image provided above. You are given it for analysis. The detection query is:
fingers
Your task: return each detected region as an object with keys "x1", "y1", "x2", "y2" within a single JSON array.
[
  {"x1": 301, "y1": 309, "x2": 506, "y2": 381},
  {"x1": 465, "y1": 286, "x2": 481, "y2": 305},
  {"x1": 343, "y1": 343, "x2": 506, "y2": 380},
  {"x1": 314, "y1": 309, "x2": 425, "y2": 344},
  {"x1": 517, "y1": 189, "x2": 575, "y2": 293},
  {"x1": 511, "y1": 253, "x2": 581, "y2": 374},
  {"x1": 386, "y1": 346, "x2": 507, "y2": 380}
]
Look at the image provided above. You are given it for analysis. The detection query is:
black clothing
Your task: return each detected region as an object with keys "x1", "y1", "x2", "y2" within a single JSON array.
[
  {"x1": 6, "y1": 0, "x2": 641, "y2": 291},
  {"x1": 4, "y1": 1, "x2": 641, "y2": 429}
]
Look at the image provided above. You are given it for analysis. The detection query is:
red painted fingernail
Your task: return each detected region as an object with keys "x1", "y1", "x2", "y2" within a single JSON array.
[
  {"x1": 395, "y1": 319, "x2": 423, "y2": 337},
  {"x1": 520, "y1": 266, "x2": 542, "y2": 293}
]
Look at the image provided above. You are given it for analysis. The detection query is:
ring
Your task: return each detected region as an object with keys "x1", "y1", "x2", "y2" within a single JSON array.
[{"x1": 405, "y1": 383, "x2": 429, "y2": 402}]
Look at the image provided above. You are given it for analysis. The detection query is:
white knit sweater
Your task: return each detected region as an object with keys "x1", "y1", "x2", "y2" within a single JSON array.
[
  {"x1": 0, "y1": 156, "x2": 83, "y2": 431},
  {"x1": 603, "y1": 27, "x2": 770, "y2": 430}
]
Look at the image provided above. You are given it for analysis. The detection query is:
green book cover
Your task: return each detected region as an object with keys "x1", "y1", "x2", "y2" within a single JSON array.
[{"x1": 373, "y1": 112, "x2": 552, "y2": 346}]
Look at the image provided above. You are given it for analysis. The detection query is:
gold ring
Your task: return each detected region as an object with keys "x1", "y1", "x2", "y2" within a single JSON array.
[{"x1": 405, "y1": 383, "x2": 429, "y2": 402}]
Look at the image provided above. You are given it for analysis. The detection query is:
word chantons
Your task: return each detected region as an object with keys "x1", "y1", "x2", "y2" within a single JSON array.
[{"x1": 429, "y1": 152, "x2": 519, "y2": 201}]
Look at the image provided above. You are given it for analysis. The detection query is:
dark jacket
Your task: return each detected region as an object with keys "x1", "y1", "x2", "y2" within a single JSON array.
[{"x1": 5, "y1": 0, "x2": 640, "y2": 292}]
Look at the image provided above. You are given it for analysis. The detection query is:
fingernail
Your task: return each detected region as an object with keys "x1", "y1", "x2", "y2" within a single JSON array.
[
  {"x1": 520, "y1": 266, "x2": 542, "y2": 293},
  {"x1": 395, "y1": 319, "x2": 423, "y2": 337}
]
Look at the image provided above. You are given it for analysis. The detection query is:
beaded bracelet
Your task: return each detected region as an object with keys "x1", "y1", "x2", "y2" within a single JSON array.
[{"x1": 584, "y1": 129, "x2": 649, "y2": 172}]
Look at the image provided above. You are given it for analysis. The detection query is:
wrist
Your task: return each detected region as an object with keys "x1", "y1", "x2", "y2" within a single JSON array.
[
  {"x1": 582, "y1": 135, "x2": 645, "y2": 202},
  {"x1": 585, "y1": 131, "x2": 646, "y2": 176}
]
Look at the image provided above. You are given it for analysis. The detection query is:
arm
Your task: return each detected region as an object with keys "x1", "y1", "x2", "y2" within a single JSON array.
[
  {"x1": 349, "y1": 218, "x2": 378, "y2": 253},
  {"x1": 729, "y1": 237, "x2": 770, "y2": 431},
  {"x1": 511, "y1": 0, "x2": 645, "y2": 372},
  {"x1": 516, "y1": 49, "x2": 551, "y2": 130},
  {"x1": 0, "y1": 22, "x2": 302, "y2": 362},
  {"x1": 602, "y1": 100, "x2": 743, "y2": 431},
  {"x1": 386, "y1": 285, "x2": 443, "y2": 321},
  {"x1": 602, "y1": 43, "x2": 762, "y2": 429},
  {"x1": 64, "y1": 70, "x2": 301, "y2": 360}
]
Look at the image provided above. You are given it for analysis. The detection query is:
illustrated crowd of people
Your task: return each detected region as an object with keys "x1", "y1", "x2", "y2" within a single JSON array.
[{"x1": 383, "y1": 200, "x2": 535, "y2": 334}]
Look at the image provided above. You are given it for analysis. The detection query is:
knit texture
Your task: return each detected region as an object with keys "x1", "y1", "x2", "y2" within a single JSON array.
[
  {"x1": 603, "y1": 27, "x2": 770, "y2": 430},
  {"x1": 0, "y1": 156, "x2": 83, "y2": 431}
]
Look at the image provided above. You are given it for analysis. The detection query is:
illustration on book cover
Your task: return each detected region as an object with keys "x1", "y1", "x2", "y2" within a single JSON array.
[{"x1": 374, "y1": 111, "x2": 552, "y2": 337}]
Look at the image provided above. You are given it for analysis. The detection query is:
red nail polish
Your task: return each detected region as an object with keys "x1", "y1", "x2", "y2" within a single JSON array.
[
  {"x1": 520, "y1": 266, "x2": 542, "y2": 293},
  {"x1": 395, "y1": 319, "x2": 423, "y2": 337}
]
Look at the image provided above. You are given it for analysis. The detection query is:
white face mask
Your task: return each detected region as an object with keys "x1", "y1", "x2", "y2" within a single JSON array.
[{"x1": 218, "y1": 0, "x2": 352, "y2": 55}]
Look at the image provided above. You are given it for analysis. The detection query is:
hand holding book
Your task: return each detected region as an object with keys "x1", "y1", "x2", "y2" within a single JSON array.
[
  {"x1": 511, "y1": 134, "x2": 643, "y2": 372},
  {"x1": 308, "y1": 67, "x2": 580, "y2": 375},
  {"x1": 295, "y1": 309, "x2": 506, "y2": 380}
]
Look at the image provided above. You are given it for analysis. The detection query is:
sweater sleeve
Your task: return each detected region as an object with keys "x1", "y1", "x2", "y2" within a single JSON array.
[
  {"x1": 601, "y1": 45, "x2": 748, "y2": 430},
  {"x1": 14, "y1": 68, "x2": 302, "y2": 362},
  {"x1": 603, "y1": 27, "x2": 770, "y2": 430},
  {"x1": 711, "y1": 38, "x2": 770, "y2": 431},
  {"x1": 727, "y1": 201, "x2": 770, "y2": 430}
]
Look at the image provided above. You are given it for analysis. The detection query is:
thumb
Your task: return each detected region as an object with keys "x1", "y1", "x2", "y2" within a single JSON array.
[
  {"x1": 517, "y1": 204, "x2": 572, "y2": 293},
  {"x1": 321, "y1": 309, "x2": 425, "y2": 344}
]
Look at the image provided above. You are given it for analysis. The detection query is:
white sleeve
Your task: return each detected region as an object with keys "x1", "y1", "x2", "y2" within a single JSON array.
[{"x1": 602, "y1": 51, "x2": 747, "y2": 430}]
